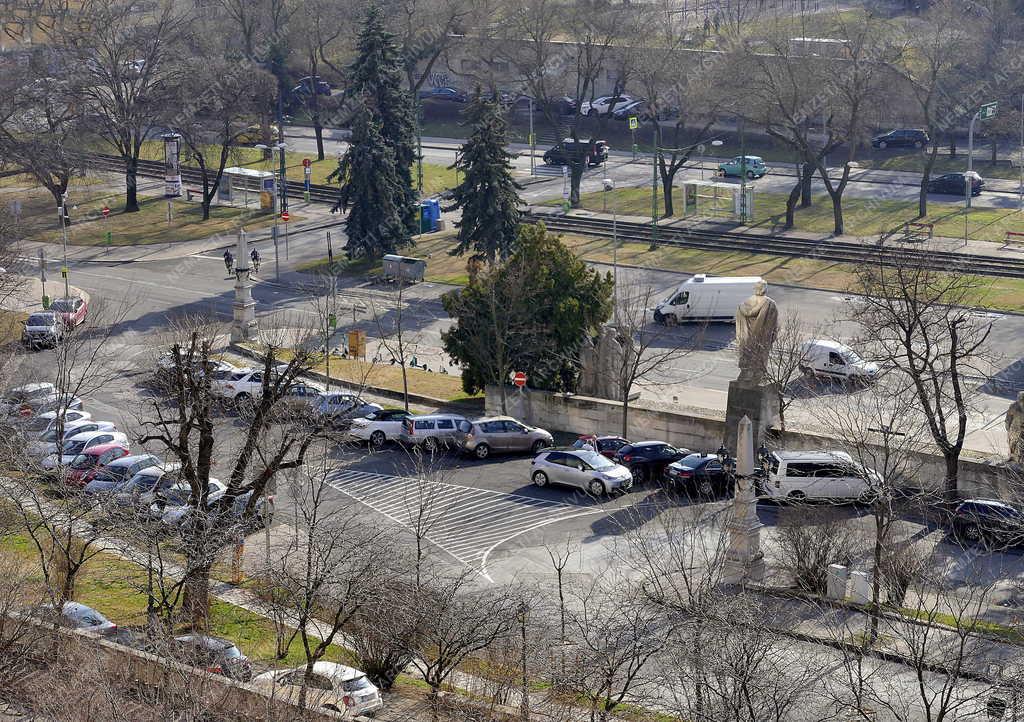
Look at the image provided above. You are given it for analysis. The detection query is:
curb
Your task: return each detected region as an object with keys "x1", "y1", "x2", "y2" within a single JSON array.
[{"x1": 227, "y1": 342, "x2": 484, "y2": 414}]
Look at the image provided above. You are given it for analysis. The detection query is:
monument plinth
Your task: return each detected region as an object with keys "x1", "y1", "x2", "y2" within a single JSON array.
[
  {"x1": 725, "y1": 280, "x2": 780, "y2": 451},
  {"x1": 231, "y1": 229, "x2": 258, "y2": 342}
]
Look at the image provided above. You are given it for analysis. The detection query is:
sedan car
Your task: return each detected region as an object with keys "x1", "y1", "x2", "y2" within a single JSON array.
[
  {"x1": 17, "y1": 409, "x2": 90, "y2": 434},
  {"x1": 461, "y1": 416, "x2": 553, "y2": 459},
  {"x1": 927, "y1": 171, "x2": 983, "y2": 196},
  {"x1": 64, "y1": 442, "x2": 131, "y2": 487},
  {"x1": 418, "y1": 86, "x2": 467, "y2": 103},
  {"x1": 41, "y1": 430, "x2": 128, "y2": 471},
  {"x1": 48, "y1": 296, "x2": 88, "y2": 327},
  {"x1": 22, "y1": 312, "x2": 64, "y2": 349},
  {"x1": 613, "y1": 441, "x2": 690, "y2": 483},
  {"x1": 27, "y1": 419, "x2": 117, "y2": 457},
  {"x1": 347, "y1": 408, "x2": 412, "y2": 448},
  {"x1": 531, "y1": 449, "x2": 633, "y2": 496},
  {"x1": 39, "y1": 601, "x2": 117, "y2": 636},
  {"x1": 311, "y1": 391, "x2": 381, "y2": 426},
  {"x1": 718, "y1": 155, "x2": 768, "y2": 179},
  {"x1": 871, "y1": 128, "x2": 929, "y2": 149},
  {"x1": 664, "y1": 452, "x2": 731, "y2": 497},
  {"x1": 272, "y1": 382, "x2": 326, "y2": 420},
  {"x1": 580, "y1": 94, "x2": 634, "y2": 117},
  {"x1": 252, "y1": 662, "x2": 384, "y2": 717},
  {"x1": 952, "y1": 499, "x2": 1024, "y2": 550},
  {"x1": 173, "y1": 634, "x2": 254, "y2": 680}
]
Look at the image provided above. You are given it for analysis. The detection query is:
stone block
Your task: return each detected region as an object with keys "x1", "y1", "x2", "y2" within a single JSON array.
[
  {"x1": 849, "y1": 570, "x2": 872, "y2": 605},
  {"x1": 826, "y1": 564, "x2": 849, "y2": 600},
  {"x1": 724, "y1": 381, "x2": 780, "y2": 452}
]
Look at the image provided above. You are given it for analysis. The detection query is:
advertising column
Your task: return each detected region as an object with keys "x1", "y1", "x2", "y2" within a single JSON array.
[{"x1": 162, "y1": 132, "x2": 182, "y2": 197}]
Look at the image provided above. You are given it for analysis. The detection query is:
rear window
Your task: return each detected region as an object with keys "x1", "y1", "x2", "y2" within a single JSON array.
[
  {"x1": 27, "y1": 314, "x2": 54, "y2": 326},
  {"x1": 341, "y1": 676, "x2": 373, "y2": 692}
]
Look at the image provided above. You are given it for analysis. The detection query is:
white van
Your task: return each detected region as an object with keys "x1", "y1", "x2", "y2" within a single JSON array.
[
  {"x1": 758, "y1": 450, "x2": 879, "y2": 502},
  {"x1": 653, "y1": 275, "x2": 763, "y2": 325},
  {"x1": 798, "y1": 340, "x2": 879, "y2": 384}
]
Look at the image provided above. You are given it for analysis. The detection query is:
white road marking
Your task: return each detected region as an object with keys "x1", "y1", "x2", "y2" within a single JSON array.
[{"x1": 325, "y1": 468, "x2": 603, "y2": 581}]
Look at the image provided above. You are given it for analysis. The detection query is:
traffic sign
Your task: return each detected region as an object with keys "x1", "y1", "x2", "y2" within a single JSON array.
[
  {"x1": 302, "y1": 158, "x2": 311, "y2": 168},
  {"x1": 513, "y1": 371, "x2": 527, "y2": 388},
  {"x1": 628, "y1": 116, "x2": 639, "y2": 130},
  {"x1": 979, "y1": 102, "x2": 998, "y2": 120},
  {"x1": 281, "y1": 211, "x2": 290, "y2": 222},
  {"x1": 101, "y1": 206, "x2": 110, "y2": 218}
]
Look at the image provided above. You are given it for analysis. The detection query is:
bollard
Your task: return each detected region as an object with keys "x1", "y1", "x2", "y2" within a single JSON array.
[{"x1": 849, "y1": 571, "x2": 871, "y2": 605}]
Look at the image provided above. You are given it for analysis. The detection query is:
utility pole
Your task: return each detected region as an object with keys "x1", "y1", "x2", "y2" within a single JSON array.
[
  {"x1": 58, "y1": 193, "x2": 70, "y2": 298},
  {"x1": 528, "y1": 97, "x2": 535, "y2": 177},
  {"x1": 277, "y1": 91, "x2": 288, "y2": 214},
  {"x1": 417, "y1": 98, "x2": 424, "y2": 195},
  {"x1": 651, "y1": 147, "x2": 659, "y2": 248},
  {"x1": 739, "y1": 117, "x2": 748, "y2": 222}
]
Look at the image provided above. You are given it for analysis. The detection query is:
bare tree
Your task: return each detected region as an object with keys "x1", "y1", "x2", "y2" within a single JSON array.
[
  {"x1": 371, "y1": 278, "x2": 422, "y2": 412},
  {"x1": 762, "y1": 312, "x2": 814, "y2": 437}
]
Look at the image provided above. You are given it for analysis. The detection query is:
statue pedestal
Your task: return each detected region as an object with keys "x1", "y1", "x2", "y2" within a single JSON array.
[
  {"x1": 231, "y1": 273, "x2": 258, "y2": 342},
  {"x1": 725, "y1": 381, "x2": 780, "y2": 453},
  {"x1": 721, "y1": 476, "x2": 765, "y2": 587}
]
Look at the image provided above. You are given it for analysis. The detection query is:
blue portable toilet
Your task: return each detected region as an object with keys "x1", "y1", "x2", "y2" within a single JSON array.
[{"x1": 419, "y1": 199, "x2": 441, "y2": 233}]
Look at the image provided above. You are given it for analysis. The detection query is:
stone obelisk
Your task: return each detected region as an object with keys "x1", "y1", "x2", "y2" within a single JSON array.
[
  {"x1": 721, "y1": 415, "x2": 765, "y2": 587},
  {"x1": 231, "y1": 229, "x2": 258, "y2": 342}
]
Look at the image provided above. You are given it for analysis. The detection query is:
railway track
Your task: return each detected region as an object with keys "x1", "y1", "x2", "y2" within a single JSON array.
[{"x1": 529, "y1": 213, "x2": 1024, "y2": 280}]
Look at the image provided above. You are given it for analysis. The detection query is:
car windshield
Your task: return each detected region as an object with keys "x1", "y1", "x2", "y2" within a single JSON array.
[
  {"x1": 841, "y1": 350, "x2": 863, "y2": 364},
  {"x1": 341, "y1": 676, "x2": 373, "y2": 692},
  {"x1": 27, "y1": 314, "x2": 53, "y2": 326},
  {"x1": 49, "y1": 300, "x2": 75, "y2": 313},
  {"x1": 579, "y1": 451, "x2": 614, "y2": 470},
  {"x1": 678, "y1": 457, "x2": 703, "y2": 469},
  {"x1": 61, "y1": 440, "x2": 86, "y2": 454},
  {"x1": 123, "y1": 473, "x2": 158, "y2": 492},
  {"x1": 69, "y1": 454, "x2": 94, "y2": 469},
  {"x1": 39, "y1": 428, "x2": 60, "y2": 442}
]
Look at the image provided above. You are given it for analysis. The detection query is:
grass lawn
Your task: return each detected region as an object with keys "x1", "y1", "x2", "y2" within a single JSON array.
[{"x1": 1, "y1": 530, "x2": 354, "y2": 667}]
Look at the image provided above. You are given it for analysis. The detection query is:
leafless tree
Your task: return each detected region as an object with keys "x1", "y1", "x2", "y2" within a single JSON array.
[
  {"x1": 774, "y1": 508, "x2": 859, "y2": 596},
  {"x1": 371, "y1": 278, "x2": 422, "y2": 412},
  {"x1": 761, "y1": 312, "x2": 814, "y2": 437},
  {"x1": 388, "y1": 0, "x2": 472, "y2": 94}
]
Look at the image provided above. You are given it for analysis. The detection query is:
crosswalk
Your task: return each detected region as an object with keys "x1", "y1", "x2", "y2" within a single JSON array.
[{"x1": 325, "y1": 469, "x2": 602, "y2": 581}]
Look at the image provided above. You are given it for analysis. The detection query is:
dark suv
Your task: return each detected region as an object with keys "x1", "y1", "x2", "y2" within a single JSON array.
[
  {"x1": 952, "y1": 499, "x2": 1024, "y2": 549},
  {"x1": 543, "y1": 139, "x2": 609, "y2": 167},
  {"x1": 613, "y1": 441, "x2": 690, "y2": 483},
  {"x1": 871, "y1": 129, "x2": 929, "y2": 149},
  {"x1": 927, "y1": 172, "x2": 984, "y2": 196}
]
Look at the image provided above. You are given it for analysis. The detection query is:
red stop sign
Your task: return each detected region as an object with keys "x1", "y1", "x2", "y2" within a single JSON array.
[
  {"x1": 302, "y1": 158, "x2": 311, "y2": 168},
  {"x1": 281, "y1": 211, "x2": 290, "y2": 222},
  {"x1": 101, "y1": 206, "x2": 110, "y2": 218},
  {"x1": 513, "y1": 371, "x2": 527, "y2": 388}
]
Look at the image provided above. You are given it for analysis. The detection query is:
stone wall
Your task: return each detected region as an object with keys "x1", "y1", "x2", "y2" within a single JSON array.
[{"x1": 489, "y1": 385, "x2": 1012, "y2": 499}]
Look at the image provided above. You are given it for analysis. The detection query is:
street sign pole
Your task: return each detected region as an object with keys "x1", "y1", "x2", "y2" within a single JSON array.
[
  {"x1": 969, "y1": 102, "x2": 998, "y2": 211},
  {"x1": 629, "y1": 116, "x2": 639, "y2": 161},
  {"x1": 38, "y1": 249, "x2": 46, "y2": 307},
  {"x1": 272, "y1": 222, "x2": 280, "y2": 282},
  {"x1": 58, "y1": 194, "x2": 69, "y2": 298},
  {"x1": 528, "y1": 96, "x2": 535, "y2": 177}
]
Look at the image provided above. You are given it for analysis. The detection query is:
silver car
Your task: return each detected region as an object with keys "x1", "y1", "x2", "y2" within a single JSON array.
[
  {"x1": 530, "y1": 449, "x2": 633, "y2": 496},
  {"x1": 400, "y1": 413, "x2": 470, "y2": 451},
  {"x1": 462, "y1": 416, "x2": 553, "y2": 459}
]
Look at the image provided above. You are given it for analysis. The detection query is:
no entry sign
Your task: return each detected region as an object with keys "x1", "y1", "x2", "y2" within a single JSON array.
[
  {"x1": 281, "y1": 211, "x2": 290, "y2": 222},
  {"x1": 513, "y1": 371, "x2": 527, "y2": 388}
]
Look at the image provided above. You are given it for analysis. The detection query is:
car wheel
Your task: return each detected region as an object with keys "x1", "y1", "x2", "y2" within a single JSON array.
[
  {"x1": 662, "y1": 313, "x2": 677, "y2": 327},
  {"x1": 631, "y1": 466, "x2": 647, "y2": 483},
  {"x1": 531, "y1": 439, "x2": 548, "y2": 454},
  {"x1": 532, "y1": 470, "x2": 549, "y2": 487},
  {"x1": 878, "y1": 141, "x2": 887, "y2": 149},
  {"x1": 697, "y1": 479, "x2": 715, "y2": 498},
  {"x1": 474, "y1": 443, "x2": 491, "y2": 460},
  {"x1": 423, "y1": 436, "x2": 439, "y2": 453},
  {"x1": 588, "y1": 479, "x2": 607, "y2": 496},
  {"x1": 587, "y1": 109, "x2": 597, "y2": 117},
  {"x1": 787, "y1": 489, "x2": 806, "y2": 503},
  {"x1": 746, "y1": 170, "x2": 756, "y2": 180},
  {"x1": 958, "y1": 522, "x2": 983, "y2": 545},
  {"x1": 913, "y1": 141, "x2": 923, "y2": 149},
  {"x1": 369, "y1": 430, "x2": 386, "y2": 448}
]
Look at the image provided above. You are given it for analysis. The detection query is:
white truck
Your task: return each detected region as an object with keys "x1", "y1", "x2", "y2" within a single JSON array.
[
  {"x1": 653, "y1": 275, "x2": 763, "y2": 325},
  {"x1": 798, "y1": 339, "x2": 879, "y2": 384}
]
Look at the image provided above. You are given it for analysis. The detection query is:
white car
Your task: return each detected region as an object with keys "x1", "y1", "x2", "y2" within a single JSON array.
[
  {"x1": 210, "y1": 366, "x2": 253, "y2": 398},
  {"x1": 252, "y1": 662, "x2": 384, "y2": 717},
  {"x1": 148, "y1": 479, "x2": 225, "y2": 524},
  {"x1": 27, "y1": 419, "x2": 116, "y2": 457},
  {"x1": 348, "y1": 408, "x2": 413, "y2": 448},
  {"x1": 579, "y1": 94, "x2": 634, "y2": 117},
  {"x1": 217, "y1": 364, "x2": 290, "y2": 404},
  {"x1": 41, "y1": 430, "x2": 129, "y2": 470},
  {"x1": 156, "y1": 353, "x2": 235, "y2": 381},
  {"x1": 0, "y1": 382, "x2": 57, "y2": 416},
  {"x1": 18, "y1": 409, "x2": 91, "y2": 434}
]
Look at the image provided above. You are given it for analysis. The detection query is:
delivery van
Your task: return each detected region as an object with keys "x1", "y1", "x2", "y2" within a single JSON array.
[
  {"x1": 653, "y1": 275, "x2": 763, "y2": 325},
  {"x1": 758, "y1": 450, "x2": 880, "y2": 502},
  {"x1": 798, "y1": 339, "x2": 879, "y2": 384}
]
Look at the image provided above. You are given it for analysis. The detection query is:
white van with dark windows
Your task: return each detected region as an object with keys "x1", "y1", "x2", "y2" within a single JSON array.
[
  {"x1": 400, "y1": 413, "x2": 470, "y2": 452},
  {"x1": 758, "y1": 450, "x2": 879, "y2": 502}
]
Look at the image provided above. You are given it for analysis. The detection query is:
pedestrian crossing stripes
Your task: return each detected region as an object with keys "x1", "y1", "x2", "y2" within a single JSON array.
[
  {"x1": 325, "y1": 469, "x2": 602, "y2": 581},
  {"x1": 531, "y1": 165, "x2": 566, "y2": 177}
]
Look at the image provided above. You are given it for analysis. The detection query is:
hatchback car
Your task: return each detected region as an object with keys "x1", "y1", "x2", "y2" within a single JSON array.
[
  {"x1": 580, "y1": 94, "x2": 634, "y2": 117},
  {"x1": 312, "y1": 391, "x2": 382, "y2": 426},
  {"x1": 461, "y1": 417, "x2": 553, "y2": 459},
  {"x1": 347, "y1": 408, "x2": 412, "y2": 448},
  {"x1": 39, "y1": 601, "x2": 117, "y2": 636},
  {"x1": 27, "y1": 419, "x2": 117, "y2": 457},
  {"x1": 531, "y1": 449, "x2": 633, "y2": 496},
  {"x1": 614, "y1": 441, "x2": 690, "y2": 483},
  {"x1": 664, "y1": 452, "x2": 731, "y2": 497},
  {"x1": 22, "y1": 312, "x2": 64, "y2": 349},
  {"x1": 543, "y1": 139, "x2": 609, "y2": 167},
  {"x1": 952, "y1": 499, "x2": 1024, "y2": 550},
  {"x1": 41, "y1": 430, "x2": 128, "y2": 470},
  {"x1": 927, "y1": 171, "x2": 983, "y2": 196},
  {"x1": 718, "y1": 155, "x2": 768, "y2": 179},
  {"x1": 173, "y1": 634, "x2": 254, "y2": 680},
  {"x1": 48, "y1": 296, "x2": 88, "y2": 327},
  {"x1": 82, "y1": 454, "x2": 161, "y2": 495},
  {"x1": 871, "y1": 128, "x2": 929, "y2": 149},
  {"x1": 64, "y1": 442, "x2": 131, "y2": 487},
  {"x1": 253, "y1": 662, "x2": 384, "y2": 717}
]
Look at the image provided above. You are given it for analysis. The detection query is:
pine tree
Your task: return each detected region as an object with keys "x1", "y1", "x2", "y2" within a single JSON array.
[
  {"x1": 331, "y1": 110, "x2": 408, "y2": 259},
  {"x1": 348, "y1": 5, "x2": 418, "y2": 234},
  {"x1": 446, "y1": 94, "x2": 524, "y2": 264}
]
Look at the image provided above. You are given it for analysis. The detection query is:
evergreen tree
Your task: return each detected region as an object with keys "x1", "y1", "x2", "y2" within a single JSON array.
[
  {"x1": 348, "y1": 5, "x2": 418, "y2": 234},
  {"x1": 446, "y1": 94, "x2": 524, "y2": 264},
  {"x1": 330, "y1": 110, "x2": 409, "y2": 259}
]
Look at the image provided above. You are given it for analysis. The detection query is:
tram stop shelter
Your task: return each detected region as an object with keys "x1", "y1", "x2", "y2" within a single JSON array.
[{"x1": 216, "y1": 167, "x2": 278, "y2": 212}]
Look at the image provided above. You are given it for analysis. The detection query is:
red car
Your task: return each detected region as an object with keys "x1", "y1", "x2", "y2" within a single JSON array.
[
  {"x1": 49, "y1": 296, "x2": 88, "y2": 328},
  {"x1": 65, "y1": 442, "x2": 130, "y2": 487},
  {"x1": 574, "y1": 435, "x2": 630, "y2": 459}
]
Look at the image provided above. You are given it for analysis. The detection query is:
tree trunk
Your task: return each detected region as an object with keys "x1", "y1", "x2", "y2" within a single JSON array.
[
  {"x1": 918, "y1": 146, "x2": 938, "y2": 219},
  {"x1": 125, "y1": 157, "x2": 140, "y2": 213},
  {"x1": 570, "y1": 162, "x2": 584, "y2": 208},
  {"x1": 949, "y1": 134, "x2": 956, "y2": 158},
  {"x1": 830, "y1": 192, "x2": 844, "y2": 235},
  {"x1": 784, "y1": 176, "x2": 801, "y2": 229},
  {"x1": 401, "y1": 364, "x2": 409, "y2": 412},
  {"x1": 315, "y1": 120, "x2": 325, "y2": 161},
  {"x1": 943, "y1": 452, "x2": 959, "y2": 503},
  {"x1": 661, "y1": 174, "x2": 674, "y2": 217},
  {"x1": 800, "y1": 163, "x2": 813, "y2": 207},
  {"x1": 182, "y1": 562, "x2": 211, "y2": 629},
  {"x1": 621, "y1": 398, "x2": 629, "y2": 438},
  {"x1": 991, "y1": 138, "x2": 998, "y2": 165}
]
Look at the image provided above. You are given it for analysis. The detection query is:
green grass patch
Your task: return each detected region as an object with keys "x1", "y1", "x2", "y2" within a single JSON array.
[{"x1": 900, "y1": 607, "x2": 1024, "y2": 644}]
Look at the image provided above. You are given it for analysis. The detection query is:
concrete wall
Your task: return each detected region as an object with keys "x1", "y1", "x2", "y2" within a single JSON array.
[{"x1": 489, "y1": 385, "x2": 1012, "y2": 499}]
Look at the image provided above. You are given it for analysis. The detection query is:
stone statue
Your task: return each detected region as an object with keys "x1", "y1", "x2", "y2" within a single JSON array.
[
  {"x1": 576, "y1": 325, "x2": 636, "y2": 401},
  {"x1": 1006, "y1": 391, "x2": 1024, "y2": 464},
  {"x1": 735, "y1": 280, "x2": 779, "y2": 386},
  {"x1": 577, "y1": 334, "x2": 599, "y2": 398}
]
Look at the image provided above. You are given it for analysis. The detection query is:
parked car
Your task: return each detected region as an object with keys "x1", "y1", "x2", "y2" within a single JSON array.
[
  {"x1": 0, "y1": 382, "x2": 57, "y2": 416},
  {"x1": 543, "y1": 139, "x2": 609, "y2": 167},
  {"x1": 252, "y1": 662, "x2": 384, "y2": 717},
  {"x1": 417, "y1": 86, "x2": 468, "y2": 103},
  {"x1": 871, "y1": 128, "x2": 929, "y2": 149},
  {"x1": 573, "y1": 435, "x2": 630, "y2": 459},
  {"x1": 65, "y1": 442, "x2": 131, "y2": 487},
  {"x1": 27, "y1": 419, "x2": 117, "y2": 457},
  {"x1": 927, "y1": 171, "x2": 983, "y2": 196},
  {"x1": 531, "y1": 448, "x2": 633, "y2": 496},
  {"x1": 24, "y1": 392, "x2": 84, "y2": 417},
  {"x1": 173, "y1": 634, "x2": 254, "y2": 680},
  {"x1": 159, "y1": 486, "x2": 272, "y2": 530},
  {"x1": 155, "y1": 353, "x2": 235, "y2": 382},
  {"x1": 654, "y1": 275, "x2": 764, "y2": 325},
  {"x1": 291, "y1": 75, "x2": 331, "y2": 97},
  {"x1": 273, "y1": 382, "x2": 326, "y2": 419},
  {"x1": 718, "y1": 155, "x2": 768, "y2": 179},
  {"x1": 39, "y1": 601, "x2": 117, "y2": 636},
  {"x1": 41, "y1": 430, "x2": 128, "y2": 471},
  {"x1": 215, "y1": 366, "x2": 286, "y2": 404},
  {"x1": 758, "y1": 450, "x2": 879, "y2": 502},
  {"x1": 311, "y1": 391, "x2": 382, "y2": 426},
  {"x1": 82, "y1": 454, "x2": 162, "y2": 495},
  {"x1": 109, "y1": 462, "x2": 182, "y2": 508},
  {"x1": 17, "y1": 409, "x2": 90, "y2": 434},
  {"x1": 580, "y1": 94, "x2": 634, "y2": 117},
  {"x1": 952, "y1": 499, "x2": 1024, "y2": 550},
  {"x1": 461, "y1": 416, "x2": 553, "y2": 459},
  {"x1": 610, "y1": 99, "x2": 679, "y2": 122},
  {"x1": 144, "y1": 479, "x2": 226, "y2": 523},
  {"x1": 347, "y1": 408, "x2": 412, "y2": 448},
  {"x1": 799, "y1": 339, "x2": 879, "y2": 384},
  {"x1": 400, "y1": 413, "x2": 470, "y2": 452},
  {"x1": 664, "y1": 452, "x2": 731, "y2": 497},
  {"x1": 613, "y1": 441, "x2": 690, "y2": 483},
  {"x1": 48, "y1": 296, "x2": 88, "y2": 327},
  {"x1": 22, "y1": 312, "x2": 64, "y2": 349},
  {"x1": 235, "y1": 124, "x2": 280, "y2": 145}
]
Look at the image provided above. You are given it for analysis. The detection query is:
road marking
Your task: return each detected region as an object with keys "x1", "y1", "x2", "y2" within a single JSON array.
[{"x1": 325, "y1": 468, "x2": 603, "y2": 581}]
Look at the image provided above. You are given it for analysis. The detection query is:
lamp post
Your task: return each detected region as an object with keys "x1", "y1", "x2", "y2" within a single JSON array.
[
  {"x1": 603, "y1": 177, "x2": 619, "y2": 324},
  {"x1": 58, "y1": 193, "x2": 70, "y2": 298}
]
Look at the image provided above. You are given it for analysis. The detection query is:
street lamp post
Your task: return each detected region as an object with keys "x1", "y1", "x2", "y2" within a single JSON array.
[
  {"x1": 967, "y1": 109, "x2": 980, "y2": 210},
  {"x1": 58, "y1": 193, "x2": 70, "y2": 298},
  {"x1": 603, "y1": 177, "x2": 619, "y2": 324}
]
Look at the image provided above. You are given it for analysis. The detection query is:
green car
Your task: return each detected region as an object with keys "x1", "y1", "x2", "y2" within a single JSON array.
[{"x1": 718, "y1": 155, "x2": 768, "y2": 179}]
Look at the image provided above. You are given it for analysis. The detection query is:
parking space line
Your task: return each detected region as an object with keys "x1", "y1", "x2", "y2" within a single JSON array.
[{"x1": 325, "y1": 468, "x2": 603, "y2": 581}]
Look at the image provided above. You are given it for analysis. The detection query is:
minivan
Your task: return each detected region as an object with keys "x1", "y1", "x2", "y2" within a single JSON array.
[
  {"x1": 758, "y1": 450, "x2": 879, "y2": 502},
  {"x1": 400, "y1": 414, "x2": 470, "y2": 452}
]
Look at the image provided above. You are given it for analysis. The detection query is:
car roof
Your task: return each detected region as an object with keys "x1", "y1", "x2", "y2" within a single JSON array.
[
  {"x1": 772, "y1": 450, "x2": 853, "y2": 463},
  {"x1": 105, "y1": 454, "x2": 154, "y2": 467},
  {"x1": 66, "y1": 430, "x2": 118, "y2": 442},
  {"x1": 12, "y1": 382, "x2": 55, "y2": 394},
  {"x1": 175, "y1": 634, "x2": 237, "y2": 650},
  {"x1": 409, "y1": 413, "x2": 466, "y2": 420},
  {"x1": 960, "y1": 499, "x2": 1018, "y2": 511},
  {"x1": 627, "y1": 440, "x2": 671, "y2": 448},
  {"x1": 80, "y1": 441, "x2": 127, "y2": 455},
  {"x1": 474, "y1": 416, "x2": 519, "y2": 423},
  {"x1": 310, "y1": 661, "x2": 367, "y2": 681},
  {"x1": 803, "y1": 339, "x2": 848, "y2": 352}
]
